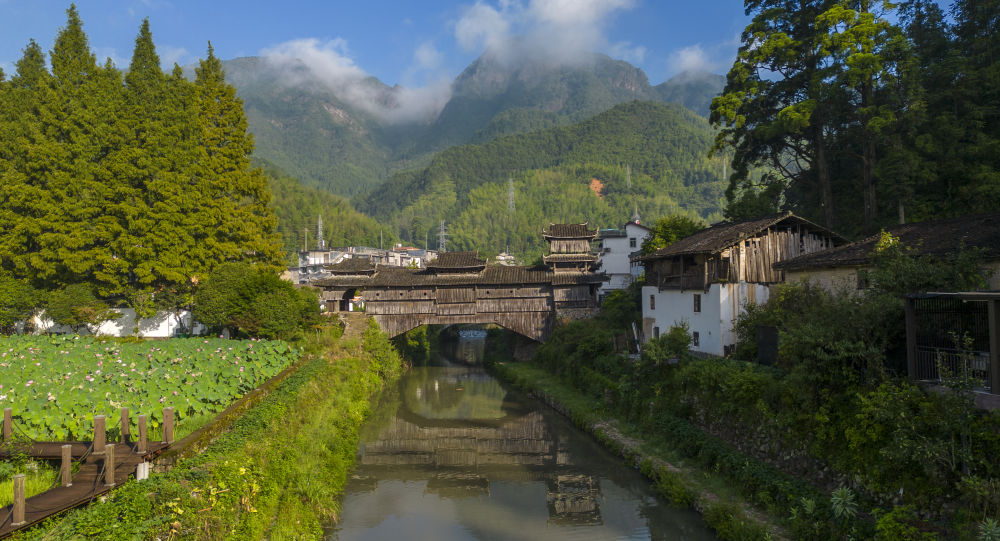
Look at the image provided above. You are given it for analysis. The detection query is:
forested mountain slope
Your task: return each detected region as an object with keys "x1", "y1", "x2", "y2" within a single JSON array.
[
  {"x1": 258, "y1": 160, "x2": 396, "y2": 262},
  {"x1": 355, "y1": 101, "x2": 727, "y2": 260},
  {"x1": 220, "y1": 53, "x2": 723, "y2": 198}
]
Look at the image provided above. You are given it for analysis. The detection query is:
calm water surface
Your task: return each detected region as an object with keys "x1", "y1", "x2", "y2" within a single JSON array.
[{"x1": 329, "y1": 331, "x2": 717, "y2": 541}]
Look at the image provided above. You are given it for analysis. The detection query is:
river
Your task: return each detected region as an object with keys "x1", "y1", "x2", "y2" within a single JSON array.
[{"x1": 329, "y1": 329, "x2": 717, "y2": 541}]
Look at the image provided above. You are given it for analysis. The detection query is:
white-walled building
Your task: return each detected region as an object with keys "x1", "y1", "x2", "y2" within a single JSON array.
[
  {"x1": 596, "y1": 221, "x2": 650, "y2": 301},
  {"x1": 638, "y1": 213, "x2": 843, "y2": 356}
]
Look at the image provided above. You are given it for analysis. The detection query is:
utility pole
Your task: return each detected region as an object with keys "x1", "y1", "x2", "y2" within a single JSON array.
[
  {"x1": 438, "y1": 221, "x2": 447, "y2": 253},
  {"x1": 316, "y1": 214, "x2": 324, "y2": 250},
  {"x1": 626, "y1": 163, "x2": 631, "y2": 189},
  {"x1": 508, "y1": 177, "x2": 515, "y2": 212}
]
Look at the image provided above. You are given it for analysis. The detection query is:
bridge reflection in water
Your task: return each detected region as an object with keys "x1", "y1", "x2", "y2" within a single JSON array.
[{"x1": 330, "y1": 355, "x2": 716, "y2": 540}]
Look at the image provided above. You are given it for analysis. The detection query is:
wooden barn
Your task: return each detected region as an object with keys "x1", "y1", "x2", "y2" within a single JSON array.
[{"x1": 636, "y1": 212, "x2": 844, "y2": 355}]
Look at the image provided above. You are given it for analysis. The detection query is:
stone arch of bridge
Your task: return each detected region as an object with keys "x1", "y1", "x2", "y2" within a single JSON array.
[{"x1": 372, "y1": 312, "x2": 553, "y2": 343}]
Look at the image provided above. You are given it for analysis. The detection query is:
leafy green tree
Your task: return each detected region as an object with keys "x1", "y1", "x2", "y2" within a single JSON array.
[
  {"x1": 0, "y1": 11, "x2": 289, "y2": 322},
  {"x1": 640, "y1": 215, "x2": 705, "y2": 255},
  {"x1": 193, "y1": 44, "x2": 284, "y2": 273},
  {"x1": 0, "y1": 274, "x2": 39, "y2": 333},
  {"x1": 193, "y1": 262, "x2": 318, "y2": 339},
  {"x1": 817, "y1": 0, "x2": 907, "y2": 228},
  {"x1": 711, "y1": 0, "x2": 840, "y2": 227},
  {"x1": 45, "y1": 283, "x2": 115, "y2": 333},
  {"x1": 867, "y1": 231, "x2": 991, "y2": 296}
]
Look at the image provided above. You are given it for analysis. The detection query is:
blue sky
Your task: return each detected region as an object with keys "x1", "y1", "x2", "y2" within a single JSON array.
[{"x1": 0, "y1": 0, "x2": 752, "y2": 87}]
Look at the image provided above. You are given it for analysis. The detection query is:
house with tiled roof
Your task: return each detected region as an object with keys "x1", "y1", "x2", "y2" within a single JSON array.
[
  {"x1": 636, "y1": 212, "x2": 844, "y2": 356},
  {"x1": 774, "y1": 213, "x2": 1000, "y2": 292}
]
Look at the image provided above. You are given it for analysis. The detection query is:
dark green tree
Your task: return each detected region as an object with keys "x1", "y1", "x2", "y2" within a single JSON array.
[
  {"x1": 45, "y1": 283, "x2": 115, "y2": 333},
  {"x1": 193, "y1": 44, "x2": 284, "y2": 274},
  {"x1": 711, "y1": 0, "x2": 839, "y2": 227},
  {"x1": 817, "y1": 0, "x2": 908, "y2": 229},
  {"x1": 640, "y1": 215, "x2": 705, "y2": 255},
  {"x1": 0, "y1": 274, "x2": 39, "y2": 333}
]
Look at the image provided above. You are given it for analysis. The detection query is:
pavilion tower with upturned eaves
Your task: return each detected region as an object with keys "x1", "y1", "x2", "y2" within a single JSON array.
[{"x1": 542, "y1": 223, "x2": 598, "y2": 273}]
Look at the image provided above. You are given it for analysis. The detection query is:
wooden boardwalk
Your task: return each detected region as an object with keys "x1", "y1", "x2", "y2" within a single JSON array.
[{"x1": 0, "y1": 441, "x2": 168, "y2": 538}]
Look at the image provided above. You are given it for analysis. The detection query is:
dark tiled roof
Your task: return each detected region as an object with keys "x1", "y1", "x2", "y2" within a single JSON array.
[
  {"x1": 426, "y1": 251, "x2": 485, "y2": 269},
  {"x1": 313, "y1": 264, "x2": 604, "y2": 288},
  {"x1": 640, "y1": 212, "x2": 844, "y2": 260},
  {"x1": 325, "y1": 258, "x2": 375, "y2": 274},
  {"x1": 543, "y1": 223, "x2": 597, "y2": 239},
  {"x1": 598, "y1": 229, "x2": 627, "y2": 239},
  {"x1": 543, "y1": 254, "x2": 598, "y2": 263},
  {"x1": 775, "y1": 213, "x2": 1000, "y2": 271}
]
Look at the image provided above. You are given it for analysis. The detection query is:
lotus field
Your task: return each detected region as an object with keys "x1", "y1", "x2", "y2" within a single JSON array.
[{"x1": 0, "y1": 335, "x2": 299, "y2": 440}]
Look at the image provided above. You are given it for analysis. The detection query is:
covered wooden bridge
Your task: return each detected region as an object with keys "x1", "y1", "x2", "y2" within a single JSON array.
[{"x1": 313, "y1": 225, "x2": 605, "y2": 341}]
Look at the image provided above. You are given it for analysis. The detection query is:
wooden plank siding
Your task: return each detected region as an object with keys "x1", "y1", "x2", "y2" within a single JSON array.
[{"x1": 645, "y1": 223, "x2": 838, "y2": 290}]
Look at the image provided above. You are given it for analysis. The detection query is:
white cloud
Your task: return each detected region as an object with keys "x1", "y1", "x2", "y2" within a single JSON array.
[
  {"x1": 667, "y1": 44, "x2": 714, "y2": 74},
  {"x1": 159, "y1": 45, "x2": 188, "y2": 68},
  {"x1": 455, "y1": 2, "x2": 512, "y2": 54},
  {"x1": 608, "y1": 41, "x2": 646, "y2": 65},
  {"x1": 453, "y1": 0, "x2": 638, "y2": 67},
  {"x1": 527, "y1": 0, "x2": 634, "y2": 27},
  {"x1": 261, "y1": 38, "x2": 451, "y2": 124},
  {"x1": 413, "y1": 42, "x2": 444, "y2": 72}
]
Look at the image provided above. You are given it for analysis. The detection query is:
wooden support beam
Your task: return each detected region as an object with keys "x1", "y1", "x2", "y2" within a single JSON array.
[
  {"x1": 104, "y1": 443, "x2": 115, "y2": 487},
  {"x1": 120, "y1": 407, "x2": 130, "y2": 442},
  {"x1": 989, "y1": 299, "x2": 1000, "y2": 395},
  {"x1": 162, "y1": 407, "x2": 174, "y2": 444},
  {"x1": 61, "y1": 444, "x2": 73, "y2": 487},
  {"x1": 12, "y1": 474, "x2": 25, "y2": 526},
  {"x1": 137, "y1": 414, "x2": 147, "y2": 454},
  {"x1": 905, "y1": 297, "x2": 918, "y2": 381},
  {"x1": 93, "y1": 415, "x2": 106, "y2": 454}
]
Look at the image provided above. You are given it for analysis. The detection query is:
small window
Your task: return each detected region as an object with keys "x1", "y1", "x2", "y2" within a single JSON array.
[
  {"x1": 653, "y1": 326, "x2": 660, "y2": 339},
  {"x1": 693, "y1": 293, "x2": 701, "y2": 313},
  {"x1": 629, "y1": 237, "x2": 637, "y2": 248},
  {"x1": 650, "y1": 294, "x2": 655, "y2": 310},
  {"x1": 692, "y1": 331, "x2": 700, "y2": 347}
]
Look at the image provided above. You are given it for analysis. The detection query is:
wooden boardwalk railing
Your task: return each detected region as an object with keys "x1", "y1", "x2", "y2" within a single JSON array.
[{"x1": 0, "y1": 408, "x2": 172, "y2": 539}]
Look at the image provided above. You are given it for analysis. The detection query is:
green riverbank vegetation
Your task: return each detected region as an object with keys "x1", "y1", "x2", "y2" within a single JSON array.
[
  {"x1": 9, "y1": 318, "x2": 405, "y2": 540},
  {"x1": 490, "y1": 239, "x2": 1000, "y2": 540}
]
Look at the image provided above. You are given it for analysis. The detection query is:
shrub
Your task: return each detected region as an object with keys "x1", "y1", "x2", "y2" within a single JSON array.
[
  {"x1": 194, "y1": 263, "x2": 319, "y2": 339},
  {"x1": 45, "y1": 283, "x2": 115, "y2": 333}
]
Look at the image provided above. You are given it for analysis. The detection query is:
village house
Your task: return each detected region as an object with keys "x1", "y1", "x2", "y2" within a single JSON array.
[
  {"x1": 637, "y1": 212, "x2": 844, "y2": 356},
  {"x1": 773, "y1": 212, "x2": 1000, "y2": 292},
  {"x1": 595, "y1": 220, "x2": 650, "y2": 302},
  {"x1": 773, "y1": 213, "x2": 1000, "y2": 400}
]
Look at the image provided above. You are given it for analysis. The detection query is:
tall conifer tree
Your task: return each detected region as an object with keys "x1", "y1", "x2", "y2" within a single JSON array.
[{"x1": 193, "y1": 43, "x2": 282, "y2": 272}]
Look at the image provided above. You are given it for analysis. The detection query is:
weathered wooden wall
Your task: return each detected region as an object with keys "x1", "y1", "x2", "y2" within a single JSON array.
[
  {"x1": 648, "y1": 224, "x2": 837, "y2": 290},
  {"x1": 364, "y1": 284, "x2": 559, "y2": 341}
]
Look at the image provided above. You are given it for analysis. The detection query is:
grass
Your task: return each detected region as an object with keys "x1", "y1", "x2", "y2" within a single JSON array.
[
  {"x1": 0, "y1": 461, "x2": 58, "y2": 507},
  {"x1": 8, "y1": 319, "x2": 403, "y2": 540}
]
